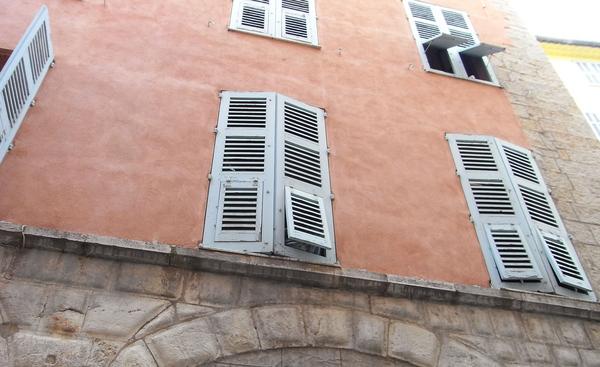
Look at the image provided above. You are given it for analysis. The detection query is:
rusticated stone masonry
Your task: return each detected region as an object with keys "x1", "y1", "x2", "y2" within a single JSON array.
[
  {"x1": 492, "y1": 0, "x2": 600, "y2": 292},
  {"x1": 0, "y1": 223, "x2": 600, "y2": 366}
]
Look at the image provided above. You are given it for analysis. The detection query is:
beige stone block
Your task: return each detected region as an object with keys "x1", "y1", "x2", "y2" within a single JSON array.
[
  {"x1": 353, "y1": 312, "x2": 387, "y2": 356},
  {"x1": 522, "y1": 313, "x2": 560, "y2": 344},
  {"x1": 254, "y1": 305, "x2": 306, "y2": 349},
  {"x1": 112, "y1": 340, "x2": 157, "y2": 367},
  {"x1": 370, "y1": 296, "x2": 423, "y2": 322},
  {"x1": 184, "y1": 272, "x2": 242, "y2": 306},
  {"x1": 209, "y1": 309, "x2": 260, "y2": 356},
  {"x1": 304, "y1": 307, "x2": 353, "y2": 349},
  {"x1": 116, "y1": 263, "x2": 183, "y2": 298},
  {"x1": 388, "y1": 321, "x2": 439, "y2": 366}
]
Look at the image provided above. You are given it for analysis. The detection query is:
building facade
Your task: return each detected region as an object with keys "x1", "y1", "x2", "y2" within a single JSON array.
[{"x1": 0, "y1": 0, "x2": 599, "y2": 366}]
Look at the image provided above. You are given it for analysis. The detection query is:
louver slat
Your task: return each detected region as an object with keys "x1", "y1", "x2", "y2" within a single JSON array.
[
  {"x1": 518, "y1": 185, "x2": 558, "y2": 228},
  {"x1": 449, "y1": 29, "x2": 476, "y2": 48},
  {"x1": 215, "y1": 181, "x2": 263, "y2": 242},
  {"x1": 284, "y1": 101, "x2": 319, "y2": 143},
  {"x1": 284, "y1": 141, "x2": 321, "y2": 187},
  {"x1": 469, "y1": 179, "x2": 515, "y2": 215},
  {"x1": 485, "y1": 224, "x2": 542, "y2": 280},
  {"x1": 415, "y1": 22, "x2": 441, "y2": 41},
  {"x1": 227, "y1": 97, "x2": 268, "y2": 128},
  {"x1": 282, "y1": 0, "x2": 309, "y2": 13},
  {"x1": 442, "y1": 10, "x2": 469, "y2": 29},
  {"x1": 222, "y1": 136, "x2": 266, "y2": 172},
  {"x1": 285, "y1": 187, "x2": 331, "y2": 249},
  {"x1": 283, "y1": 13, "x2": 309, "y2": 40},
  {"x1": 408, "y1": 2, "x2": 436, "y2": 21},
  {"x1": 539, "y1": 231, "x2": 592, "y2": 291},
  {"x1": 241, "y1": 5, "x2": 267, "y2": 30},
  {"x1": 503, "y1": 146, "x2": 539, "y2": 184},
  {"x1": 456, "y1": 140, "x2": 498, "y2": 171}
]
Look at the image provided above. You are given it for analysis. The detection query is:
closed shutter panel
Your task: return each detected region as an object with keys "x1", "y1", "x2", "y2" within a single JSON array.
[
  {"x1": 447, "y1": 134, "x2": 544, "y2": 283},
  {"x1": 203, "y1": 92, "x2": 276, "y2": 253},
  {"x1": 0, "y1": 6, "x2": 54, "y2": 164},
  {"x1": 440, "y1": 9, "x2": 477, "y2": 49},
  {"x1": 497, "y1": 140, "x2": 593, "y2": 292},
  {"x1": 231, "y1": 0, "x2": 274, "y2": 35},
  {"x1": 274, "y1": 95, "x2": 334, "y2": 261},
  {"x1": 406, "y1": 1, "x2": 442, "y2": 42},
  {"x1": 277, "y1": 0, "x2": 318, "y2": 45}
]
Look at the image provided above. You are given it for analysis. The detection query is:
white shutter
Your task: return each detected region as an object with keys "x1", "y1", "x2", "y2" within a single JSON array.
[
  {"x1": 231, "y1": 0, "x2": 275, "y2": 35},
  {"x1": 440, "y1": 9, "x2": 477, "y2": 49},
  {"x1": 406, "y1": 1, "x2": 442, "y2": 42},
  {"x1": 497, "y1": 140, "x2": 593, "y2": 292},
  {"x1": 277, "y1": 0, "x2": 318, "y2": 45},
  {"x1": 447, "y1": 134, "x2": 546, "y2": 285},
  {"x1": 203, "y1": 92, "x2": 276, "y2": 253},
  {"x1": 274, "y1": 95, "x2": 334, "y2": 262},
  {"x1": 0, "y1": 5, "x2": 53, "y2": 164}
]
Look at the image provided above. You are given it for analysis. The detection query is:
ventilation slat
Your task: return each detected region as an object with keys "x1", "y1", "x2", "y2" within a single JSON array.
[
  {"x1": 442, "y1": 10, "x2": 469, "y2": 29},
  {"x1": 469, "y1": 179, "x2": 515, "y2": 215},
  {"x1": 518, "y1": 186, "x2": 558, "y2": 228},
  {"x1": 415, "y1": 21, "x2": 441, "y2": 40},
  {"x1": 456, "y1": 140, "x2": 498, "y2": 171},
  {"x1": 449, "y1": 29, "x2": 476, "y2": 48},
  {"x1": 282, "y1": 0, "x2": 309, "y2": 13},
  {"x1": 285, "y1": 187, "x2": 331, "y2": 249},
  {"x1": 227, "y1": 97, "x2": 267, "y2": 128},
  {"x1": 503, "y1": 146, "x2": 539, "y2": 184},
  {"x1": 284, "y1": 14, "x2": 308, "y2": 39},
  {"x1": 486, "y1": 225, "x2": 542, "y2": 280},
  {"x1": 241, "y1": 5, "x2": 266, "y2": 30},
  {"x1": 222, "y1": 136, "x2": 266, "y2": 172},
  {"x1": 284, "y1": 102, "x2": 319, "y2": 143},
  {"x1": 408, "y1": 2, "x2": 435, "y2": 21},
  {"x1": 540, "y1": 232, "x2": 591, "y2": 291},
  {"x1": 284, "y1": 142, "x2": 322, "y2": 187}
]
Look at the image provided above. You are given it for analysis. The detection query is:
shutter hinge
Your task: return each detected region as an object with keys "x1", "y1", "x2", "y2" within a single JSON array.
[
  {"x1": 330, "y1": 193, "x2": 335, "y2": 201},
  {"x1": 214, "y1": 128, "x2": 218, "y2": 134},
  {"x1": 207, "y1": 173, "x2": 213, "y2": 181},
  {"x1": 323, "y1": 111, "x2": 328, "y2": 118},
  {"x1": 468, "y1": 214, "x2": 474, "y2": 223},
  {"x1": 327, "y1": 148, "x2": 331, "y2": 155}
]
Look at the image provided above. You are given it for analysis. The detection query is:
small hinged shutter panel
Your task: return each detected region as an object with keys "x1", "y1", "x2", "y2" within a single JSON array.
[
  {"x1": 277, "y1": 0, "x2": 318, "y2": 45},
  {"x1": 274, "y1": 94, "x2": 334, "y2": 261},
  {"x1": 447, "y1": 134, "x2": 545, "y2": 283},
  {"x1": 203, "y1": 92, "x2": 276, "y2": 253},
  {"x1": 497, "y1": 140, "x2": 593, "y2": 292},
  {"x1": 231, "y1": 0, "x2": 275, "y2": 35},
  {"x1": 406, "y1": 1, "x2": 442, "y2": 43},
  {"x1": 439, "y1": 7, "x2": 477, "y2": 49},
  {"x1": 0, "y1": 5, "x2": 53, "y2": 164}
]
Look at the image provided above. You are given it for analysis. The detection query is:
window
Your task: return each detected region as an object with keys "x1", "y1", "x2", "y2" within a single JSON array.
[
  {"x1": 404, "y1": 0, "x2": 503, "y2": 84},
  {"x1": 0, "y1": 5, "x2": 54, "y2": 164},
  {"x1": 229, "y1": 0, "x2": 319, "y2": 46},
  {"x1": 584, "y1": 112, "x2": 600, "y2": 140},
  {"x1": 447, "y1": 134, "x2": 595, "y2": 301},
  {"x1": 203, "y1": 92, "x2": 335, "y2": 264},
  {"x1": 576, "y1": 61, "x2": 600, "y2": 85}
]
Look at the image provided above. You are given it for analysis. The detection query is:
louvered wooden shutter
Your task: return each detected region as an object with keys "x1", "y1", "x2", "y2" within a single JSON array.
[
  {"x1": 406, "y1": 1, "x2": 442, "y2": 43},
  {"x1": 0, "y1": 6, "x2": 53, "y2": 164},
  {"x1": 497, "y1": 140, "x2": 593, "y2": 292},
  {"x1": 231, "y1": 0, "x2": 275, "y2": 35},
  {"x1": 440, "y1": 8, "x2": 477, "y2": 49},
  {"x1": 203, "y1": 92, "x2": 276, "y2": 253},
  {"x1": 447, "y1": 135, "x2": 545, "y2": 283},
  {"x1": 273, "y1": 95, "x2": 334, "y2": 261},
  {"x1": 277, "y1": 0, "x2": 318, "y2": 45}
]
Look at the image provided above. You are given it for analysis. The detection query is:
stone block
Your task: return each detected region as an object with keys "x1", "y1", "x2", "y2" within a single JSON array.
[
  {"x1": 83, "y1": 293, "x2": 169, "y2": 339},
  {"x1": 41, "y1": 309, "x2": 84, "y2": 335},
  {"x1": 207, "y1": 349, "x2": 283, "y2": 367},
  {"x1": 558, "y1": 319, "x2": 591, "y2": 347},
  {"x1": 522, "y1": 313, "x2": 560, "y2": 343},
  {"x1": 283, "y1": 348, "x2": 342, "y2": 366},
  {"x1": 304, "y1": 307, "x2": 352, "y2": 348},
  {"x1": 388, "y1": 321, "x2": 439, "y2": 366},
  {"x1": 580, "y1": 349, "x2": 600, "y2": 367},
  {"x1": 175, "y1": 303, "x2": 215, "y2": 321},
  {"x1": 239, "y1": 277, "x2": 330, "y2": 307},
  {"x1": 438, "y1": 339, "x2": 501, "y2": 367},
  {"x1": 12, "y1": 249, "x2": 113, "y2": 289},
  {"x1": 145, "y1": 318, "x2": 220, "y2": 366},
  {"x1": 9, "y1": 332, "x2": 92, "y2": 367},
  {"x1": 353, "y1": 312, "x2": 387, "y2": 356},
  {"x1": 370, "y1": 296, "x2": 422, "y2": 322},
  {"x1": 209, "y1": 309, "x2": 259, "y2": 356},
  {"x1": 184, "y1": 272, "x2": 241, "y2": 306},
  {"x1": 135, "y1": 305, "x2": 176, "y2": 338},
  {"x1": 88, "y1": 339, "x2": 124, "y2": 366},
  {"x1": 116, "y1": 263, "x2": 183, "y2": 298},
  {"x1": 330, "y1": 290, "x2": 369, "y2": 311},
  {"x1": 254, "y1": 305, "x2": 306, "y2": 349},
  {"x1": 426, "y1": 303, "x2": 469, "y2": 331},
  {"x1": 464, "y1": 307, "x2": 494, "y2": 336},
  {"x1": 0, "y1": 281, "x2": 47, "y2": 327},
  {"x1": 519, "y1": 342, "x2": 553, "y2": 364},
  {"x1": 490, "y1": 310, "x2": 524, "y2": 338},
  {"x1": 586, "y1": 321, "x2": 600, "y2": 349},
  {"x1": 340, "y1": 350, "x2": 406, "y2": 367},
  {"x1": 0, "y1": 246, "x2": 16, "y2": 275},
  {"x1": 552, "y1": 347, "x2": 581, "y2": 366},
  {"x1": 112, "y1": 340, "x2": 158, "y2": 367}
]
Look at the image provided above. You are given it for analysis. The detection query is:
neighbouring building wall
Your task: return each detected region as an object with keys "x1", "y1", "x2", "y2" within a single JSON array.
[{"x1": 490, "y1": 0, "x2": 600, "y2": 292}]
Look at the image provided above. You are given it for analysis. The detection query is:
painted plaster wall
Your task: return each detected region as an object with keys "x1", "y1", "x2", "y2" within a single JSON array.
[{"x1": 0, "y1": 0, "x2": 529, "y2": 286}]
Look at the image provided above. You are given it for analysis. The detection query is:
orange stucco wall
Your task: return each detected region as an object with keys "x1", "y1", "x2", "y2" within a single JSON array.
[{"x1": 0, "y1": 0, "x2": 529, "y2": 287}]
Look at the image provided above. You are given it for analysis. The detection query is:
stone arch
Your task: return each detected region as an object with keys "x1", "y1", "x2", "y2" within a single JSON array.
[{"x1": 111, "y1": 304, "x2": 441, "y2": 367}]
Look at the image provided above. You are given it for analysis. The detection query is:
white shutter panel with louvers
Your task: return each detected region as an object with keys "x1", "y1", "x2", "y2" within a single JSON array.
[
  {"x1": 447, "y1": 134, "x2": 549, "y2": 288},
  {"x1": 405, "y1": 1, "x2": 442, "y2": 44},
  {"x1": 202, "y1": 92, "x2": 276, "y2": 253},
  {"x1": 230, "y1": 0, "x2": 276, "y2": 35},
  {"x1": 0, "y1": 6, "x2": 54, "y2": 164},
  {"x1": 274, "y1": 95, "x2": 335, "y2": 263},
  {"x1": 497, "y1": 140, "x2": 593, "y2": 295},
  {"x1": 276, "y1": 0, "x2": 318, "y2": 45}
]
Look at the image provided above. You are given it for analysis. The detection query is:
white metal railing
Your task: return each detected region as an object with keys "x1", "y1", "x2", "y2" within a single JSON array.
[{"x1": 0, "y1": 5, "x2": 54, "y2": 164}]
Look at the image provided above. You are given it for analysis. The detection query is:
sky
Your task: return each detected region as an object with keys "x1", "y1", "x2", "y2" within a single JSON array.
[{"x1": 510, "y1": 0, "x2": 600, "y2": 43}]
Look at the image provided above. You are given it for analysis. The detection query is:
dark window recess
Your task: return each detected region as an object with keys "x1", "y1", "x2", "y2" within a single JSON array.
[
  {"x1": 461, "y1": 54, "x2": 492, "y2": 82},
  {"x1": 425, "y1": 45, "x2": 453, "y2": 74},
  {"x1": 0, "y1": 48, "x2": 12, "y2": 72}
]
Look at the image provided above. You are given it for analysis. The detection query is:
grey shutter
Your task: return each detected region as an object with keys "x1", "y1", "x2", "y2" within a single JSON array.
[
  {"x1": 497, "y1": 140, "x2": 593, "y2": 292},
  {"x1": 231, "y1": 0, "x2": 274, "y2": 35},
  {"x1": 447, "y1": 134, "x2": 545, "y2": 284},
  {"x1": 0, "y1": 5, "x2": 53, "y2": 164},
  {"x1": 274, "y1": 95, "x2": 334, "y2": 263},
  {"x1": 277, "y1": 0, "x2": 318, "y2": 45},
  {"x1": 203, "y1": 92, "x2": 276, "y2": 253}
]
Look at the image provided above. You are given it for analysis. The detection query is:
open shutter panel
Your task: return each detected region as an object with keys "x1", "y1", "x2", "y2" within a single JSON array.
[
  {"x1": 497, "y1": 140, "x2": 592, "y2": 292},
  {"x1": 232, "y1": 0, "x2": 273, "y2": 34},
  {"x1": 407, "y1": 1, "x2": 442, "y2": 42},
  {"x1": 274, "y1": 95, "x2": 334, "y2": 259},
  {"x1": 441, "y1": 9, "x2": 477, "y2": 48},
  {"x1": 0, "y1": 5, "x2": 53, "y2": 164},
  {"x1": 277, "y1": 0, "x2": 317, "y2": 44},
  {"x1": 447, "y1": 134, "x2": 543, "y2": 282},
  {"x1": 203, "y1": 92, "x2": 276, "y2": 253}
]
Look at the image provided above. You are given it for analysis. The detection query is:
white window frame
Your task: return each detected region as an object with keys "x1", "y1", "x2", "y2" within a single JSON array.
[
  {"x1": 229, "y1": 0, "x2": 320, "y2": 47},
  {"x1": 403, "y1": 0, "x2": 502, "y2": 86}
]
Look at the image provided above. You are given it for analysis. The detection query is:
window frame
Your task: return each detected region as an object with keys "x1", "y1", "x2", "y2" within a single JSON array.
[{"x1": 403, "y1": 0, "x2": 501, "y2": 86}]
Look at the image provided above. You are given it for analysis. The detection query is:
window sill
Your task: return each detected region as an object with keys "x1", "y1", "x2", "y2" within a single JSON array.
[
  {"x1": 424, "y1": 67, "x2": 502, "y2": 88},
  {"x1": 228, "y1": 27, "x2": 322, "y2": 49}
]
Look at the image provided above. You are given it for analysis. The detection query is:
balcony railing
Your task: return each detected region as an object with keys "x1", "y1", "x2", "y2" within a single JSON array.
[{"x1": 0, "y1": 5, "x2": 54, "y2": 164}]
